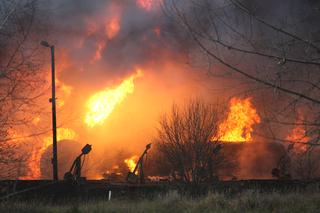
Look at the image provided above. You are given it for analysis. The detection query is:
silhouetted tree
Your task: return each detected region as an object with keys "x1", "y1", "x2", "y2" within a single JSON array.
[{"x1": 154, "y1": 99, "x2": 228, "y2": 184}]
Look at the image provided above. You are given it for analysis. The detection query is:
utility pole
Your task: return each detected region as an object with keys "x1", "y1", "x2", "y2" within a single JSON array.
[{"x1": 41, "y1": 41, "x2": 58, "y2": 181}]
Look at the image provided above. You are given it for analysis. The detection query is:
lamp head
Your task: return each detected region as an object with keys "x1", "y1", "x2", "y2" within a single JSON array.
[
  {"x1": 40, "y1": 40, "x2": 50, "y2": 47},
  {"x1": 81, "y1": 144, "x2": 92, "y2": 155},
  {"x1": 146, "y1": 143, "x2": 151, "y2": 150}
]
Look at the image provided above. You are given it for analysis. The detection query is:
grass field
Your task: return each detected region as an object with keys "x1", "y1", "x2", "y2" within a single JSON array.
[{"x1": 1, "y1": 190, "x2": 320, "y2": 213}]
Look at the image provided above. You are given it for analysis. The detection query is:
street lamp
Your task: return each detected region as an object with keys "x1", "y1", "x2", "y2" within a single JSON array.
[{"x1": 41, "y1": 40, "x2": 58, "y2": 181}]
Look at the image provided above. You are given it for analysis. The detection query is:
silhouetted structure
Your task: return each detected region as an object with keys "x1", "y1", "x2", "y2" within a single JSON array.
[
  {"x1": 127, "y1": 143, "x2": 151, "y2": 184},
  {"x1": 41, "y1": 40, "x2": 58, "y2": 181},
  {"x1": 64, "y1": 144, "x2": 92, "y2": 182}
]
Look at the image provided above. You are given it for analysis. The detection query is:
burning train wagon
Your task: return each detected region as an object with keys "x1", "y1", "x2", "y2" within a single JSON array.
[
  {"x1": 1, "y1": 97, "x2": 320, "y2": 200},
  {"x1": 20, "y1": 97, "x2": 320, "y2": 183}
]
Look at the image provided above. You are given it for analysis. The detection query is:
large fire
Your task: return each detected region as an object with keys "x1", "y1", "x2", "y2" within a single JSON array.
[
  {"x1": 5, "y1": 0, "x2": 318, "y2": 182},
  {"x1": 85, "y1": 70, "x2": 142, "y2": 128},
  {"x1": 213, "y1": 97, "x2": 260, "y2": 142},
  {"x1": 124, "y1": 155, "x2": 138, "y2": 173}
]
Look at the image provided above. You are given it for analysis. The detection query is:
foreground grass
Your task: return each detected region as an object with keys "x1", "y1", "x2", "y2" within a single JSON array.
[{"x1": 1, "y1": 191, "x2": 320, "y2": 213}]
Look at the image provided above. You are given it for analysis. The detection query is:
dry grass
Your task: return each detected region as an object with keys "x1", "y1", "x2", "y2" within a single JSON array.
[{"x1": 1, "y1": 190, "x2": 320, "y2": 213}]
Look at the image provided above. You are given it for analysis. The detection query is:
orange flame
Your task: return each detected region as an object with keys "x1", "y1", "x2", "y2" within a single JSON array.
[
  {"x1": 124, "y1": 155, "x2": 138, "y2": 173},
  {"x1": 92, "y1": 40, "x2": 107, "y2": 62},
  {"x1": 91, "y1": 4, "x2": 121, "y2": 63},
  {"x1": 137, "y1": 0, "x2": 161, "y2": 11},
  {"x1": 213, "y1": 97, "x2": 260, "y2": 142},
  {"x1": 56, "y1": 78, "x2": 73, "y2": 108},
  {"x1": 286, "y1": 113, "x2": 309, "y2": 152},
  {"x1": 32, "y1": 116, "x2": 41, "y2": 125},
  {"x1": 105, "y1": 3, "x2": 121, "y2": 40},
  {"x1": 105, "y1": 16, "x2": 120, "y2": 39},
  {"x1": 85, "y1": 70, "x2": 142, "y2": 128}
]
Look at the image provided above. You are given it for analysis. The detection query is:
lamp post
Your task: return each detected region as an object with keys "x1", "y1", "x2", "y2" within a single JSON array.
[{"x1": 41, "y1": 40, "x2": 58, "y2": 181}]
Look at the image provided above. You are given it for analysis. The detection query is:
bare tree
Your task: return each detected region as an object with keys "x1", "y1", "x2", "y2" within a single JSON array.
[
  {"x1": 291, "y1": 146, "x2": 320, "y2": 179},
  {"x1": 0, "y1": 0, "x2": 48, "y2": 178},
  {"x1": 154, "y1": 99, "x2": 228, "y2": 184}
]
